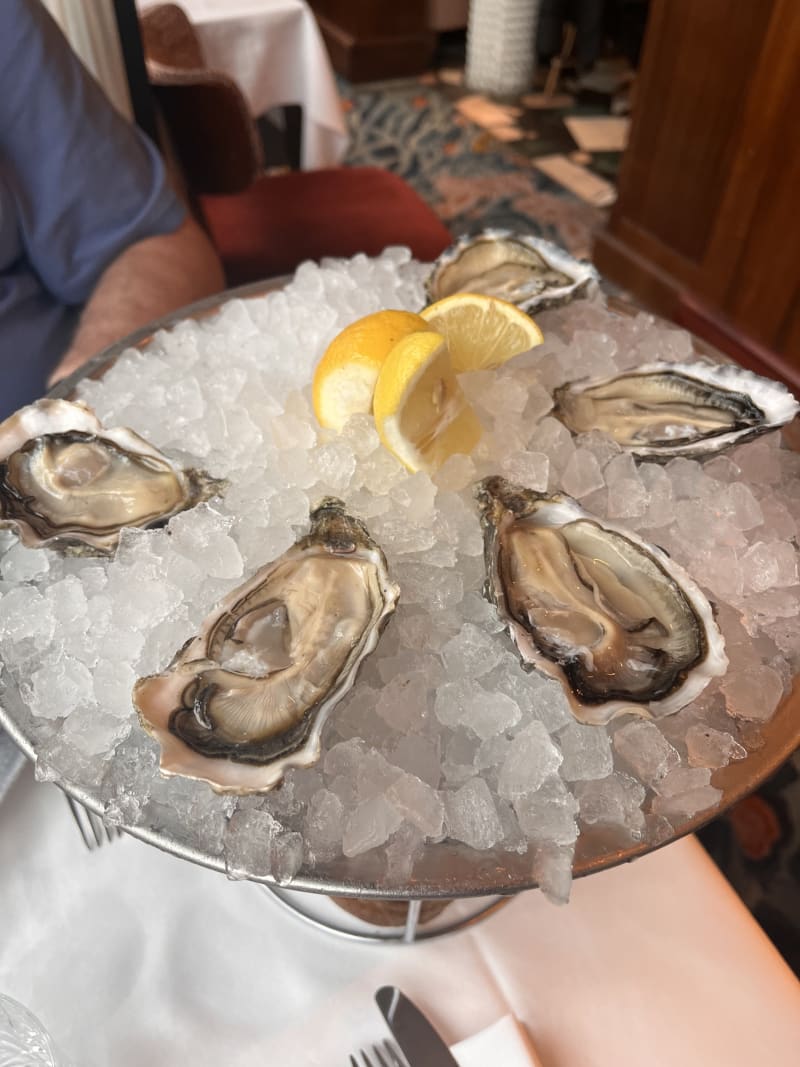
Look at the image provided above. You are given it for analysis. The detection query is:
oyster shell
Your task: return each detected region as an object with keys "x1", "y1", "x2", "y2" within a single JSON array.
[
  {"x1": 0, "y1": 399, "x2": 223, "y2": 554},
  {"x1": 553, "y1": 361, "x2": 800, "y2": 459},
  {"x1": 134, "y1": 498, "x2": 399, "y2": 794},
  {"x1": 476, "y1": 476, "x2": 727, "y2": 724},
  {"x1": 425, "y1": 229, "x2": 599, "y2": 312}
]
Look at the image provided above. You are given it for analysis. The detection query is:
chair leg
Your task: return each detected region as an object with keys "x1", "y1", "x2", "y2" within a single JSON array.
[{"x1": 282, "y1": 104, "x2": 303, "y2": 171}]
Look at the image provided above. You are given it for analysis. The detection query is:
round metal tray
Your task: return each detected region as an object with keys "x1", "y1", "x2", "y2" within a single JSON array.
[{"x1": 2, "y1": 280, "x2": 798, "y2": 901}]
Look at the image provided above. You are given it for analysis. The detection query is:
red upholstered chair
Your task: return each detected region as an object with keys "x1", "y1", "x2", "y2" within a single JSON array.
[{"x1": 138, "y1": 4, "x2": 452, "y2": 286}]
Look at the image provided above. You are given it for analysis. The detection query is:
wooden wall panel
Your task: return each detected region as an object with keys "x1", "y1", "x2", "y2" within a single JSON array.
[
  {"x1": 594, "y1": 0, "x2": 800, "y2": 382},
  {"x1": 615, "y1": 0, "x2": 773, "y2": 265}
]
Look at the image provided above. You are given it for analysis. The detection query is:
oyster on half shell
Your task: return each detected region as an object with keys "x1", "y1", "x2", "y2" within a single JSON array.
[
  {"x1": 0, "y1": 399, "x2": 224, "y2": 553},
  {"x1": 426, "y1": 229, "x2": 599, "y2": 313},
  {"x1": 134, "y1": 499, "x2": 399, "y2": 794},
  {"x1": 476, "y1": 476, "x2": 727, "y2": 725},
  {"x1": 553, "y1": 361, "x2": 800, "y2": 459}
]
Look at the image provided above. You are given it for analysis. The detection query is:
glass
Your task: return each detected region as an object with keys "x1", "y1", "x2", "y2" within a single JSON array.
[{"x1": 0, "y1": 995, "x2": 75, "y2": 1067}]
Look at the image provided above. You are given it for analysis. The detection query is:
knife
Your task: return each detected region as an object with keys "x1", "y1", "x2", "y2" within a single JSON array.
[{"x1": 376, "y1": 986, "x2": 460, "y2": 1067}]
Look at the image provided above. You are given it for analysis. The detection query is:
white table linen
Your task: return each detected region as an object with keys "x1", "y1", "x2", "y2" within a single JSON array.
[
  {"x1": 1, "y1": 765, "x2": 799, "y2": 1066},
  {"x1": 140, "y1": 0, "x2": 348, "y2": 170},
  {"x1": 454, "y1": 1014, "x2": 543, "y2": 1066}
]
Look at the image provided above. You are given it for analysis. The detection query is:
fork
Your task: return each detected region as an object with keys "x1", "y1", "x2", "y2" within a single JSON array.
[
  {"x1": 349, "y1": 1039, "x2": 407, "y2": 1067},
  {"x1": 64, "y1": 794, "x2": 122, "y2": 850}
]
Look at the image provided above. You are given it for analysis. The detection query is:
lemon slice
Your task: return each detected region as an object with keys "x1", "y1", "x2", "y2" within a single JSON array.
[
  {"x1": 373, "y1": 331, "x2": 482, "y2": 473},
  {"x1": 312, "y1": 309, "x2": 430, "y2": 431},
  {"x1": 420, "y1": 292, "x2": 543, "y2": 373}
]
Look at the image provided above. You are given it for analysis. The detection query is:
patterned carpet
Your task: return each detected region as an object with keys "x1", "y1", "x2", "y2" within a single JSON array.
[
  {"x1": 339, "y1": 79, "x2": 604, "y2": 260},
  {"x1": 339, "y1": 75, "x2": 800, "y2": 977}
]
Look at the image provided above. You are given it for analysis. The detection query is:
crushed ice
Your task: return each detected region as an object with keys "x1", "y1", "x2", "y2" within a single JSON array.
[{"x1": 1, "y1": 249, "x2": 798, "y2": 906}]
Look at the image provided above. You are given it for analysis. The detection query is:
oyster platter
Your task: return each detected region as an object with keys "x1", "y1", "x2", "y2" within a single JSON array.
[{"x1": 1, "y1": 235, "x2": 799, "y2": 903}]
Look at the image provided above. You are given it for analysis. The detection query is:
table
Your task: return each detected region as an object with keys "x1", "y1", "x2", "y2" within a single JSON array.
[
  {"x1": 140, "y1": 0, "x2": 349, "y2": 170},
  {"x1": 2, "y1": 765, "x2": 799, "y2": 1066}
]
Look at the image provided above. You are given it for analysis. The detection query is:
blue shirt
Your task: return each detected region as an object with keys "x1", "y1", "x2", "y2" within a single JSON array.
[{"x1": 0, "y1": 0, "x2": 185, "y2": 419}]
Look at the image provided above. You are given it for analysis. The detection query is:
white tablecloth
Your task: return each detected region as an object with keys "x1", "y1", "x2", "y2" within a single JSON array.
[
  {"x1": 140, "y1": 0, "x2": 349, "y2": 169},
  {"x1": 2, "y1": 766, "x2": 799, "y2": 1066}
]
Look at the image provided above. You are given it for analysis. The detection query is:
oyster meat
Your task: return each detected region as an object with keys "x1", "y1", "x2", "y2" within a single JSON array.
[
  {"x1": 0, "y1": 399, "x2": 224, "y2": 553},
  {"x1": 426, "y1": 229, "x2": 598, "y2": 313},
  {"x1": 553, "y1": 361, "x2": 800, "y2": 459},
  {"x1": 476, "y1": 476, "x2": 727, "y2": 724},
  {"x1": 134, "y1": 499, "x2": 399, "y2": 794}
]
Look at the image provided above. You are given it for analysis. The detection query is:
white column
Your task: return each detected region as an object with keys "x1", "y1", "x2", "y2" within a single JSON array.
[{"x1": 466, "y1": 0, "x2": 541, "y2": 97}]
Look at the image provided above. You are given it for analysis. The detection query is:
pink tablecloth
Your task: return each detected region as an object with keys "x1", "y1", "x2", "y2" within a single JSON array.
[{"x1": 1, "y1": 764, "x2": 799, "y2": 1065}]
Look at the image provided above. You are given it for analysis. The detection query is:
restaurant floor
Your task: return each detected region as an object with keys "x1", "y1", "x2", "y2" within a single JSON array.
[{"x1": 335, "y1": 63, "x2": 800, "y2": 977}]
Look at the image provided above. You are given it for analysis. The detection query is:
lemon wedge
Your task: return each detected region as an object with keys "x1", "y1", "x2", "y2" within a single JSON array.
[
  {"x1": 420, "y1": 292, "x2": 543, "y2": 373},
  {"x1": 373, "y1": 331, "x2": 482, "y2": 473},
  {"x1": 312, "y1": 309, "x2": 430, "y2": 431}
]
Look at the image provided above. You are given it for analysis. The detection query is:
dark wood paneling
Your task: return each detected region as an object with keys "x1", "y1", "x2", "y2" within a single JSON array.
[
  {"x1": 594, "y1": 0, "x2": 800, "y2": 380},
  {"x1": 614, "y1": 0, "x2": 773, "y2": 265},
  {"x1": 312, "y1": 0, "x2": 429, "y2": 36},
  {"x1": 310, "y1": 1, "x2": 436, "y2": 82}
]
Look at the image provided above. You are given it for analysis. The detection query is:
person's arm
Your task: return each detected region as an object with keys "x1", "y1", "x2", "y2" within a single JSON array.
[{"x1": 48, "y1": 215, "x2": 224, "y2": 385}]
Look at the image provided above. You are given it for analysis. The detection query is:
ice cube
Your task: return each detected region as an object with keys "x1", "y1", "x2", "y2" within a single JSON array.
[
  {"x1": 384, "y1": 822, "x2": 426, "y2": 885},
  {"x1": 734, "y1": 439, "x2": 782, "y2": 485},
  {"x1": 721, "y1": 664, "x2": 785, "y2": 721},
  {"x1": 653, "y1": 765, "x2": 712, "y2": 797},
  {"x1": 386, "y1": 772, "x2": 444, "y2": 837},
  {"x1": 27, "y1": 656, "x2": 95, "y2": 720},
  {"x1": 341, "y1": 414, "x2": 379, "y2": 458},
  {"x1": 93, "y1": 659, "x2": 137, "y2": 718},
  {"x1": 312, "y1": 440, "x2": 357, "y2": 494},
  {"x1": 527, "y1": 418, "x2": 575, "y2": 473},
  {"x1": 482, "y1": 376, "x2": 528, "y2": 417},
  {"x1": 574, "y1": 773, "x2": 646, "y2": 835},
  {"x1": 393, "y1": 562, "x2": 464, "y2": 611},
  {"x1": 557, "y1": 722, "x2": 613, "y2": 781},
  {"x1": 303, "y1": 789, "x2": 344, "y2": 861},
  {"x1": 685, "y1": 725, "x2": 746, "y2": 769},
  {"x1": 60, "y1": 706, "x2": 130, "y2": 757},
  {"x1": 439, "y1": 624, "x2": 505, "y2": 680},
  {"x1": 651, "y1": 784, "x2": 722, "y2": 820},
  {"x1": 342, "y1": 795, "x2": 403, "y2": 856},
  {"x1": 532, "y1": 842, "x2": 575, "y2": 905},
  {"x1": 444, "y1": 777, "x2": 503, "y2": 850},
  {"x1": 0, "y1": 542, "x2": 50, "y2": 582},
  {"x1": 500, "y1": 451, "x2": 550, "y2": 491},
  {"x1": 612, "y1": 721, "x2": 680, "y2": 786},
  {"x1": 433, "y1": 452, "x2": 476, "y2": 492},
  {"x1": 513, "y1": 775, "x2": 579, "y2": 846},
  {"x1": 560, "y1": 449, "x2": 605, "y2": 499},
  {"x1": 605, "y1": 454, "x2": 648, "y2": 518},
  {"x1": 723, "y1": 482, "x2": 764, "y2": 532},
  {"x1": 224, "y1": 808, "x2": 304, "y2": 883},
  {"x1": 498, "y1": 721, "x2": 563, "y2": 800},
  {"x1": 387, "y1": 735, "x2": 441, "y2": 788},
  {"x1": 376, "y1": 672, "x2": 431, "y2": 732},
  {"x1": 637, "y1": 463, "x2": 674, "y2": 529},
  {"x1": 441, "y1": 730, "x2": 480, "y2": 785},
  {"x1": 665, "y1": 457, "x2": 708, "y2": 499},
  {"x1": 741, "y1": 541, "x2": 798, "y2": 593}
]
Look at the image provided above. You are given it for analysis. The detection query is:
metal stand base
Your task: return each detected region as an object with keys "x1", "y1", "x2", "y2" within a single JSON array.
[{"x1": 261, "y1": 885, "x2": 512, "y2": 944}]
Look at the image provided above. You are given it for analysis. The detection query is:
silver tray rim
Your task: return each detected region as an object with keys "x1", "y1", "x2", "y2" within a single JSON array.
[{"x1": 2, "y1": 277, "x2": 798, "y2": 900}]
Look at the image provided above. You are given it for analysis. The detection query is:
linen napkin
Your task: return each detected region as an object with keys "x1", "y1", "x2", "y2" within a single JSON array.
[{"x1": 452, "y1": 1015, "x2": 545, "y2": 1067}]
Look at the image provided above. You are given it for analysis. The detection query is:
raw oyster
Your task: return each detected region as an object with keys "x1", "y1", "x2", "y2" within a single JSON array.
[
  {"x1": 476, "y1": 476, "x2": 727, "y2": 725},
  {"x1": 0, "y1": 399, "x2": 223, "y2": 554},
  {"x1": 134, "y1": 499, "x2": 399, "y2": 794},
  {"x1": 425, "y1": 229, "x2": 598, "y2": 312},
  {"x1": 553, "y1": 361, "x2": 799, "y2": 459}
]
